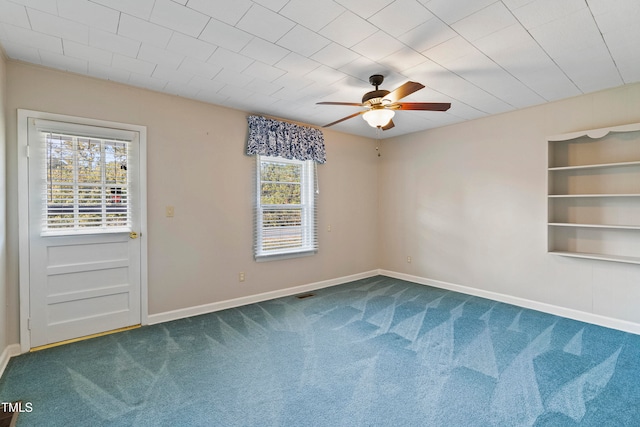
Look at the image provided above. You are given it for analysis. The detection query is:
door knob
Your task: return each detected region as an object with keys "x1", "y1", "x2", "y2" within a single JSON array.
[{"x1": 129, "y1": 231, "x2": 139, "y2": 239}]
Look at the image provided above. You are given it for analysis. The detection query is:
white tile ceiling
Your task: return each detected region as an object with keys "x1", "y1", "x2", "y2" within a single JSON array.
[{"x1": 0, "y1": 0, "x2": 638, "y2": 138}]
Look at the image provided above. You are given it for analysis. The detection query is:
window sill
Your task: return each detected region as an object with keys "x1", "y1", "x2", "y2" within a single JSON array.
[{"x1": 255, "y1": 249, "x2": 317, "y2": 262}]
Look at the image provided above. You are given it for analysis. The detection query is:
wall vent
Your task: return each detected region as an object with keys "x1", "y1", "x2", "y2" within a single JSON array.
[{"x1": 295, "y1": 293, "x2": 315, "y2": 299}]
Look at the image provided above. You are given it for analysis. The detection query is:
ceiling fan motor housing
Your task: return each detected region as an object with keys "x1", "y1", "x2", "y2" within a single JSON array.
[
  {"x1": 363, "y1": 74, "x2": 390, "y2": 106},
  {"x1": 362, "y1": 89, "x2": 391, "y2": 106}
]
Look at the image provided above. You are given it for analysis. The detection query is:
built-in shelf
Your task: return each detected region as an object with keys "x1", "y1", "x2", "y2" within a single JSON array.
[
  {"x1": 549, "y1": 251, "x2": 640, "y2": 265},
  {"x1": 548, "y1": 223, "x2": 640, "y2": 230},
  {"x1": 548, "y1": 194, "x2": 640, "y2": 198},
  {"x1": 548, "y1": 160, "x2": 640, "y2": 171},
  {"x1": 547, "y1": 122, "x2": 640, "y2": 263}
]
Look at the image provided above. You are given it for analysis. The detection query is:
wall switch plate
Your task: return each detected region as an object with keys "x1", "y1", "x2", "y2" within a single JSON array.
[
  {"x1": 166, "y1": 206, "x2": 174, "y2": 217},
  {"x1": 239, "y1": 272, "x2": 245, "y2": 282},
  {"x1": 407, "y1": 256, "x2": 412, "y2": 263}
]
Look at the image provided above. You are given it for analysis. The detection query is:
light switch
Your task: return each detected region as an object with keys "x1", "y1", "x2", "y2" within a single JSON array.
[{"x1": 166, "y1": 206, "x2": 175, "y2": 217}]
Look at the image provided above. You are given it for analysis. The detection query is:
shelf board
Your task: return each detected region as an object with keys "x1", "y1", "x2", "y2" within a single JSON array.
[
  {"x1": 547, "y1": 123, "x2": 640, "y2": 142},
  {"x1": 549, "y1": 193, "x2": 640, "y2": 198},
  {"x1": 548, "y1": 223, "x2": 640, "y2": 230},
  {"x1": 549, "y1": 251, "x2": 640, "y2": 265},
  {"x1": 549, "y1": 160, "x2": 640, "y2": 171}
]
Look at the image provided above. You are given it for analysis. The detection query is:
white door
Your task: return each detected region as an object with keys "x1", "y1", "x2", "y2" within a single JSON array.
[{"x1": 24, "y1": 114, "x2": 145, "y2": 348}]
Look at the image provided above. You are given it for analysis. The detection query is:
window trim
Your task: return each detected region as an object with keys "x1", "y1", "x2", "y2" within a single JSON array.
[{"x1": 254, "y1": 155, "x2": 317, "y2": 261}]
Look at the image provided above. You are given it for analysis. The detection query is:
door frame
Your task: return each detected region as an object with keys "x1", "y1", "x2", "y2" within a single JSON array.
[{"x1": 17, "y1": 109, "x2": 148, "y2": 353}]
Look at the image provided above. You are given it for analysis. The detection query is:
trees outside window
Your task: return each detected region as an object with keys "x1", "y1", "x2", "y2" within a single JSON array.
[
  {"x1": 45, "y1": 132, "x2": 130, "y2": 231},
  {"x1": 255, "y1": 155, "x2": 316, "y2": 260}
]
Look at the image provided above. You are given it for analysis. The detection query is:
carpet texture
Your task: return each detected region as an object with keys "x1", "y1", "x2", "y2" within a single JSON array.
[{"x1": 1, "y1": 276, "x2": 639, "y2": 426}]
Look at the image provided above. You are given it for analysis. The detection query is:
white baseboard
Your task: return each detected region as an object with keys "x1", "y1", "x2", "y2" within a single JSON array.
[
  {"x1": 0, "y1": 344, "x2": 21, "y2": 380},
  {"x1": 148, "y1": 270, "x2": 380, "y2": 325},
  {"x1": 380, "y1": 269, "x2": 640, "y2": 335}
]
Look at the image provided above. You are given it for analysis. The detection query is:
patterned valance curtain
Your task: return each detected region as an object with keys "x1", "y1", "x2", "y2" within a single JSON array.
[{"x1": 246, "y1": 115, "x2": 326, "y2": 163}]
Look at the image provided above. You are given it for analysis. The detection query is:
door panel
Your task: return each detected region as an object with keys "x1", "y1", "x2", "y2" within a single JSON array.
[{"x1": 27, "y1": 117, "x2": 142, "y2": 348}]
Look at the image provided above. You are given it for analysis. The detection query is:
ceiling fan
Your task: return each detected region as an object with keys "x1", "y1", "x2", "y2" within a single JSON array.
[{"x1": 317, "y1": 74, "x2": 451, "y2": 130}]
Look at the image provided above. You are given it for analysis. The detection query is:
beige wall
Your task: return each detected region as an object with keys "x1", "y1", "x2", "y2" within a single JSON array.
[
  {"x1": 0, "y1": 51, "x2": 7, "y2": 352},
  {"x1": 379, "y1": 82, "x2": 640, "y2": 324},
  {"x1": 5, "y1": 61, "x2": 380, "y2": 344},
  {"x1": 5, "y1": 59, "x2": 640, "y2": 347}
]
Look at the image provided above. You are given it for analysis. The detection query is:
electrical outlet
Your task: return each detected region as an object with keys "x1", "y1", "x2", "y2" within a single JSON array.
[
  {"x1": 407, "y1": 256, "x2": 412, "y2": 263},
  {"x1": 166, "y1": 206, "x2": 175, "y2": 217},
  {"x1": 239, "y1": 272, "x2": 245, "y2": 282},
  {"x1": 327, "y1": 225, "x2": 332, "y2": 232}
]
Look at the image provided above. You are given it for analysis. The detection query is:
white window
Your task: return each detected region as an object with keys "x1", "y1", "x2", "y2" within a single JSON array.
[
  {"x1": 255, "y1": 155, "x2": 317, "y2": 260},
  {"x1": 35, "y1": 119, "x2": 136, "y2": 235}
]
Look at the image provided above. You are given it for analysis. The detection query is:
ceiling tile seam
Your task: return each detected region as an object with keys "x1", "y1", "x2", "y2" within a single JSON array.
[
  {"x1": 309, "y1": 9, "x2": 372, "y2": 51},
  {"x1": 419, "y1": 86, "x2": 486, "y2": 118},
  {"x1": 364, "y1": 2, "x2": 436, "y2": 41},
  {"x1": 195, "y1": 16, "x2": 211, "y2": 40},
  {"x1": 416, "y1": 7, "x2": 544, "y2": 107},
  {"x1": 394, "y1": 7, "x2": 525, "y2": 110},
  {"x1": 499, "y1": 0, "x2": 582, "y2": 96},
  {"x1": 428, "y1": 12, "x2": 536, "y2": 108},
  {"x1": 273, "y1": 27, "x2": 327, "y2": 59},
  {"x1": 423, "y1": 0, "x2": 501, "y2": 26},
  {"x1": 24, "y1": 7, "x2": 171, "y2": 59},
  {"x1": 60, "y1": 38, "x2": 65, "y2": 56},
  {"x1": 585, "y1": 0, "x2": 624, "y2": 84},
  {"x1": 126, "y1": 13, "x2": 211, "y2": 49},
  {"x1": 116, "y1": 11, "x2": 121, "y2": 35},
  {"x1": 284, "y1": 8, "x2": 439, "y2": 84},
  {"x1": 165, "y1": 30, "x2": 216, "y2": 63},
  {"x1": 149, "y1": 63, "x2": 159, "y2": 80},
  {"x1": 249, "y1": 9, "x2": 345, "y2": 59},
  {"x1": 360, "y1": 1, "x2": 390, "y2": 20},
  {"x1": 24, "y1": 5, "x2": 33, "y2": 31},
  {"x1": 183, "y1": 1, "x2": 250, "y2": 27},
  {"x1": 87, "y1": 0, "x2": 119, "y2": 15},
  {"x1": 13, "y1": 24, "x2": 64, "y2": 57},
  {"x1": 172, "y1": 50, "x2": 189, "y2": 74},
  {"x1": 308, "y1": 23, "x2": 429, "y2": 81},
  {"x1": 134, "y1": 37, "x2": 143, "y2": 59},
  {"x1": 240, "y1": 37, "x2": 293, "y2": 70}
]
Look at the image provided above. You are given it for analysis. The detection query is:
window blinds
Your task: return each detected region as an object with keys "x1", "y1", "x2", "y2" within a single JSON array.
[
  {"x1": 255, "y1": 155, "x2": 318, "y2": 260},
  {"x1": 35, "y1": 119, "x2": 134, "y2": 235}
]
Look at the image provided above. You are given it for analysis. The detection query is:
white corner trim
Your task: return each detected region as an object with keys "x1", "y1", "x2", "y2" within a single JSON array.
[
  {"x1": 380, "y1": 270, "x2": 640, "y2": 335},
  {"x1": 0, "y1": 344, "x2": 21, "y2": 380},
  {"x1": 147, "y1": 270, "x2": 380, "y2": 325}
]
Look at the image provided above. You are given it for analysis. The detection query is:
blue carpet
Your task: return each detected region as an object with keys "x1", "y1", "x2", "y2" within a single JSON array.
[{"x1": 1, "y1": 276, "x2": 640, "y2": 426}]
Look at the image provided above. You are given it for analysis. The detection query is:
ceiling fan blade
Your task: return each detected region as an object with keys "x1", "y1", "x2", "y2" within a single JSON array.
[
  {"x1": 316, "y1": 102, "x2": 363, "y2": 106},
  {"x1": 394, "y1": 102, "x2": 451, "y2": 111},
  {"x1": 381, "y1": 119, "x2": 395, "y2": 131},
  {"x1": 384, "y1": 81, "x2": 425, "y2": 103},
  {"x1": 322, "y1": 111, "x2": 365, "y2": 127}
]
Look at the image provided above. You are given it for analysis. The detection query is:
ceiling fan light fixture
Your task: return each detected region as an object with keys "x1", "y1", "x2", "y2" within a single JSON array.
[{"x1": 363, "y1": 108, "x2": 395, "y2": 128}]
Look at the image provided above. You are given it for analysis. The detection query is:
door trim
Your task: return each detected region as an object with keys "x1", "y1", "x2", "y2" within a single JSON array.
[{"x1": 17, "y1": 109, "x2": 148, "y2": 353}]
